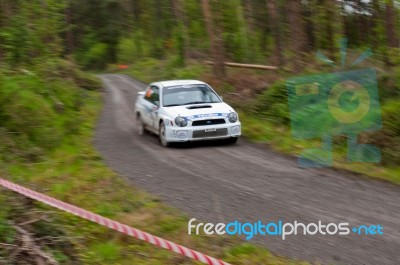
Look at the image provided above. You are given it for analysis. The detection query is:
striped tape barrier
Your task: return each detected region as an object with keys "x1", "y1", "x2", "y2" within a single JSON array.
[{"x1": 0, "y1": 178, "x2": 231, "y2": 265}]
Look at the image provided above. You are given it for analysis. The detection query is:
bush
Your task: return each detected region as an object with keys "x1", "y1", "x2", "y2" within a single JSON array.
[
  {"x1": 251, "y1": 80, "x2": 290, "y2": 125},
  {"x1": 168, "y1": 58, "x2": 206, "y2": 80},
  {"x1": 386, "y1": 48, "x2": 400, "y2": 66},
  {"x1": 377, "y1": 70, "x2": 400, "y2": 100},
  {"x1": 0, "y1": 75, "x2": 61, "y2": 151},
  {"x1": 117, "y1": 32, "x2": 151, "y2": 63},
  {"x1": 370, "y1": 100, "x2": 400, "y2": 166},
  {"x1": 125, "y1": 58, "x2": 164, "y2": 83},
  {"x1": 117, "y1": 37, "x2": 137, "y2": 63},
  {"x1": 0, "y1": 63, "x2": 96, "y2": 161},
  {"x1": 34, "y1": 58, "x2": 101, "y2": 90},
  {"x1": 79, "y1": 43, "x2": 110, "y2": 69}
]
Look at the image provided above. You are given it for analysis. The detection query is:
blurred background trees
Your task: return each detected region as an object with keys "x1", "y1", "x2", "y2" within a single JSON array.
[{"x1": 0, "y1": 0, "x2": 399, "y2": 70}]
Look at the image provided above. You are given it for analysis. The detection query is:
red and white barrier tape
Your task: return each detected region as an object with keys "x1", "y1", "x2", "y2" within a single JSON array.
[{"x1": 0, "y1": 178, "x2": 231, "y2": 265}]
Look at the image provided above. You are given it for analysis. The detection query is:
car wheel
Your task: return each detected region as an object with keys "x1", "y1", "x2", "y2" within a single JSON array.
[
  {"x1": 225, "y1": 137, "x2": 238, "y2": 144},
  {"x1": 136, "y1": 114, "x2": 144, "y2": 135},
  {"x1": 159, "y1": 121, "x2": 171, "y2": 147}
]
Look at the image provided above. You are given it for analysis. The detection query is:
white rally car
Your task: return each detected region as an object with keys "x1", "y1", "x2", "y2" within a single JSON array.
[{"x1": 134, "y1": 80, "x2": 241, "y2": 147}]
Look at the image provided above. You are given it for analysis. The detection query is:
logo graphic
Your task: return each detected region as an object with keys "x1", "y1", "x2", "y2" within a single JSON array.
[
  {"x1": 286, "y1": 39, "x2": 382, "y2": 167},
  {"x1": 188, "y1": 218, "x2": 384, "y2": 241}
]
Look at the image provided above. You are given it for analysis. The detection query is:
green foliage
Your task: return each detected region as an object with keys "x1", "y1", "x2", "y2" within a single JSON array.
[
  {"x1": 123, "y1": 58, "x2": 164, "y2": 82},
  {"x1": 372, "y1": 100, "x2": 400, "y2": 165},
  {"x1": 85, "y1": 242, "x2": 122, "y2": 263},
  {"x1": 1, "y1": 82, "x2": 60, "y2": 148},
  {"x1": 387, "y1": 48, "x2": 400, "y2": 66},
  {"x1": 79, "y1": 43, "x2": 110, "y2": 69},
  {"x1": 251, "y1": 80, "x2": 290, "y2": 125},
  {"x1": 183, "y1": 0, "x2": 209, "y2": 51},
  {"x1": 123, "y1": 57, "x2": 207, "y2": 83},
  {"x1": 117, "y1": 31, "x2": 152, "y2": 63},
  {"x1": 377, "y1": 65, "x2": 400, "y2": 102},
  {"x1": 224, "y1": 242, "x2": 308, "y2": 265},
  {"x1": 117, "y1": 36, "x2": 140, "y2": 63},
  {"x1": 0, "y1": 17, "x2": 30, "y2": 65},
  {"x1": 0, "y1": 194, "x2": 15, "y2": 244},
  {"x1": 0, "y1": 0, "x2": 65, "y2": 66},
  {"x1": 34, "y1": 58, "x2": 101, "y2": 90},
  {"x1": 0, "y1": 61, "x2": 100, "y2": 162},
  {"x1": 172, "y1": 25, "x2": 186, "y2": 67},
  {"x1": 172, "y1": 63, "x2": 206, "y2": 79},
  {"x1": 2, "y1": 0, "x2": 397, "y2": 70},
  {"x1": 221, "y1": 0, "x2": 248, "y2": 62}
]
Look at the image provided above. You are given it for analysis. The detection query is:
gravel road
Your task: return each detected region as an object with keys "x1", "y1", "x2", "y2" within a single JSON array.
[{"x1": 95, "y1": 74, "x2": 400, "y2": 265}]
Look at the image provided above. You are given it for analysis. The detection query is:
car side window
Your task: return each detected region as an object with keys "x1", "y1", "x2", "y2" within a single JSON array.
[{"x1": 144, "y1": 86, "x2": 159, "y2": 105}]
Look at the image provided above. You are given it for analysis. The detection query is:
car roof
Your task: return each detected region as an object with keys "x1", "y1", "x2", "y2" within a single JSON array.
[{"x1": 154, "y1": 80, "x2": 206, "y2": 88}]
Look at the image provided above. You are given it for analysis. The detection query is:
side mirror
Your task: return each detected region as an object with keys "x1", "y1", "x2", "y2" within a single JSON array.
[{"x1": 220, "y1": 96, "x2": 224, "y2": 102}]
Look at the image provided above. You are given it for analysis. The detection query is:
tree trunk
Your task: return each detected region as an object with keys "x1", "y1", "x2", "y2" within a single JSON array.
[
  {"x1": 267, "y1": 0, "x2": 284, "y2": 66},
  {"x1": 385, "y1": 0, "x2": 398, "y2": 48},
  {"x1": 371, "y1": 0, "x2": 382, "y2": 50},
  {"x1": 243, "y1": 0, "x2": 254, "y2": 32},
  {"x1": 64, "y1": 2, "x2": 74, "y2": 56},
  {"x1": 287, "y1": 0, "x2": 306, "y2": 70},
  {"x1": 303, "y1": 0, "x2": 315, "y2": 51},
  {"x1": 201, "y1": 0, "x2": 225, "y2": 78},
  {"x1": 326, "y1": 0, "x2": 335, "y2": 57}
]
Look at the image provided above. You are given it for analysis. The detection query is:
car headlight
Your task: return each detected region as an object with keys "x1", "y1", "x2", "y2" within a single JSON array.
[
  {"x1": 175, "y1": 116, "x2": 188, "y2": 127},
  {"x1": 228, "y1": 112, "x2": 238, "y2": 123}
]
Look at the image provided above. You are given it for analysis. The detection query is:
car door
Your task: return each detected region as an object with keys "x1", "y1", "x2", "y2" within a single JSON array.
[{"x1": 142, "y1": 85, "x2": 160, "y2": 130}]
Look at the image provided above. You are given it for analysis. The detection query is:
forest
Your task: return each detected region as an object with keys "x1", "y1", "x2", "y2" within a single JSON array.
[{"x1": 0, "y1": 1, "x2": 399, "y2": 70}]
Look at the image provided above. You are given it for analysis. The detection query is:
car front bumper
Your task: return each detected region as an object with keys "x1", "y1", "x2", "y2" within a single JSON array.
[{"x1": 165, "y1": 122, "x2": 241, "y2": 142}]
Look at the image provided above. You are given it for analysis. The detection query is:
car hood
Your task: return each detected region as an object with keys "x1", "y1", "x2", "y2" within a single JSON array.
[{"x1": 163, "y1": 102, "x2": 235, "y2": 120}]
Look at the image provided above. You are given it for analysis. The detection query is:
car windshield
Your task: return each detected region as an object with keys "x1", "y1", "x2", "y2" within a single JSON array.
[{"x1": 162, "y1": 84, "x2": 221, "y2": 107}]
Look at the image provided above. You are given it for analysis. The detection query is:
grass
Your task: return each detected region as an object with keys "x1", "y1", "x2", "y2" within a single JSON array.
[
  {"x1": 239, "y1": 113, "x2": 400, "y2": 184},
  {"x1": 0, "y1": 69, "x2": 308, "y2": 264}
]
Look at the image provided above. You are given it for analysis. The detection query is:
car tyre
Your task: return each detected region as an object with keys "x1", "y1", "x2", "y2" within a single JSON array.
[
  {"x1": 159, "y1": 121, "x2": 171, "y2": 147},
  {"x1": 225, "y1": 137, "x2": 238, "y2": 144},
  {"x1": 136, "y1": 114, "x2": 144, "y2": 136}
]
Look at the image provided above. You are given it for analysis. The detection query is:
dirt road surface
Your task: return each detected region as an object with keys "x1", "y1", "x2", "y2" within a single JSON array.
[{"x1": 95, "y1": 74, "x2": 400, "y2": 265}]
